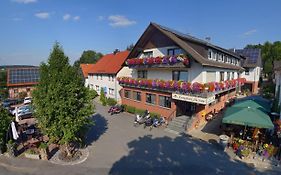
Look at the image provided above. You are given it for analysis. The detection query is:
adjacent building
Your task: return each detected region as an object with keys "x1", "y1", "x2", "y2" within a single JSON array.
[
  {"x1": 274, "y1": 61, "x2": 281, "y2": 114},
  {"x1": 234, "y1": 48, "x2": 262, "y2": 94},
  {"x1": 118, "y1": 23, "x2": 246, "y2": 130},
  {"x1": 87, "y1": 50, "x2": 132, "y2": 102},
  {"x1": 7, "y1": 66, "x2": 40, "y2": 98},
  {"x1": 80, "y1": 64, "x2": 95, "y2": 87}
]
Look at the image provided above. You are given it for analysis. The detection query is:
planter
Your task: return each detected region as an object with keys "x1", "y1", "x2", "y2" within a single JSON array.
[{"x1": 25, "y1": 153, "x2": 41, "y2": 160}]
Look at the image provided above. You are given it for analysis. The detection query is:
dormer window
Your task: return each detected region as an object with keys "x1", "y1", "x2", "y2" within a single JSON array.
[
  {"x1": 167, "y1": 48, "x2": 182, "y2": 56},
  {"x1": 143, "y1": 51, "x2": 153, "y2": 58},
  {"x1": 208, "y1": 49, "x2": 212, "y2": 59}
]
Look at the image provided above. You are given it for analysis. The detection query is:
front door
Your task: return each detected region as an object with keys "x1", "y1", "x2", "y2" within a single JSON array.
[{"x1": 175, "y1": 100, "x2": 195, "y2": 117}]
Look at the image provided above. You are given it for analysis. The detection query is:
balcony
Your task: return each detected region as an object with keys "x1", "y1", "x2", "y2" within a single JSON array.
[
  {"x1": 126, "y1": 55, "x2": 190, "y2": 69},
  {"x1": 117, "y1": 77, "x2": 246, "y2": 104}
]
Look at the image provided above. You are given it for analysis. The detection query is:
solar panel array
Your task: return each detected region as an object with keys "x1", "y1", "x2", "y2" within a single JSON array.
[
  {"x1": 235, "y1": 49, "x2": 260, "y2": 65},
  {"x1": 8, "y1": 68, "x2": 39, "y2": 85}
]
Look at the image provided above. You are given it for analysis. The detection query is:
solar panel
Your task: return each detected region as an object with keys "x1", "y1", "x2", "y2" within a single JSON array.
[
  {"x1": 8, "y1": 68, "x2": 40, "y2": 85},
  {"x1": 234, "y1": 48, "x2": 260, "y2": 65}
]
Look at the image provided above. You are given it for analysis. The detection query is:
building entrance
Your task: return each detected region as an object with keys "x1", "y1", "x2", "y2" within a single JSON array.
[{"x1": 175, "y1": 100, "x2": 196, "y2": 117}]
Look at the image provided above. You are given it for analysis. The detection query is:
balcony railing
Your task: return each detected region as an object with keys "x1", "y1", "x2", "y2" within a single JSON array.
[
  {"x1": 117, "y1": 77, "x2": 246, "y2": 98},
  {"x1": 126, "y1": 55, "x2": 190, "y2": 68}
]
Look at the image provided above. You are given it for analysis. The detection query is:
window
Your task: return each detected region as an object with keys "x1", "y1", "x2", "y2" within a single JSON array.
[
  {"x1": 167, "y1": 48, "x2": 182, "y2": 56},
  {"x1": 221, "y1": 55, "x2": 224, "y2": 62},
  {"x1": 146, "y1": 93, "x2": 156, "y2": 104},
  {"x1": 227, "y1": 72, "x2": 230, "y2": 80},
  {"x1": 109, "y1": 88, "x2": 114, "y2": 95},
  {"x1": 232, "y1": 72, "x2": 234, "y2": 80},
  {"x1": 143, "y1": 51, "x2": 153, "y2": 58},
  {"x1": 172, "y1": 71, "x2": 188, "y2": 81},
  {"x1": 215, "y1": 53, "x2": 219, "y2": 61},
  {"x1": 132, "y1": 91, "x2": 141, "y2": 101},
  {"x1": 100, "y1": 75, "x2": 103, "y2": 80},
  {"x1": 95, "y1": 85, "x2": 100, "y2": 91},
  {"x1": 245, "y1": 68, "x2": 249, "y2": 75},
  {"x1": 111, "y1": 75, "x2": 115, "y2": 81},
  {"x1": 220, "y1": 72, "x2": 224, "y2": 81},
  {"x1": 208, "y1": 49, "x2": 212, "y2": 59},
  {"x1": 108, "y1": 75, "x2": 110, "y2": 81},
  {"x1": 159, "y1": 95, "x2": 171, "y2": 108},
  {"x1": 137, "y1": 70, "x2": 147, "y2": 78},
  {"x1": 96, "y1": 75, "x2": 98, "y2": 80},
  {"x1": 124, "y1": 90, "x2": 131, "y2": 98}
]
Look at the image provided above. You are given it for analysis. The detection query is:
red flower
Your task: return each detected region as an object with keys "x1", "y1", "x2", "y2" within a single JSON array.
[
  {"x1": 183, "y1": 58, "x2": 189, "y2": 66},
  {"x1": 147, "y1": 58, "x2": 154, "y2": 65},
  {"x1": 155, "y1": 57, "x2": 162, "y2": 64}
]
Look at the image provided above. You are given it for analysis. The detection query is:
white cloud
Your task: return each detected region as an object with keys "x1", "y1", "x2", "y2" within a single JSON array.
[
  {"x1": 63, "y1": 14, "x2": 71, "y2": 21},
  {"x1": 98, "y1": 16, "x2": 104, "y2": 21},
  {"x1": 108, "y1": 15, "x2": 136, "y2": 27},
  {"x1": 12, "y1": 0, "x2": 37, "y2": 4},
  {"x1": 73, "y1": 16, "x2": 80, "y2": 21},
  {"x1": 243, "y1": 29, "x2": 257, "y2": 36},
  {"x1": 35, "y1": 12, "x2": 50, "y2": 19}
]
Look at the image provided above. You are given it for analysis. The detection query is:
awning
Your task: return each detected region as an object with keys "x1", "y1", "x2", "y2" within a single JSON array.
[
  {"x1": 232, "y1": 99, "x2": 271, "y2": 113},
  {"x1": 222, "y1": 106, "x2": 274, "y2": 129}
]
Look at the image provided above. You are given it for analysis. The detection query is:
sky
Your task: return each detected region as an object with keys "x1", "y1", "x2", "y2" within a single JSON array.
[{"x1": 0, "y1": 0, "x2": 281, "y2": 66}]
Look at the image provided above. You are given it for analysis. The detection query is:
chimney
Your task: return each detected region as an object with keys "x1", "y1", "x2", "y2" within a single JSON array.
[
  {"x1": 113, "y1": 49, "x2": 120, "y2": 55},
  {"x1": 205, "y1": 37, "x2": 211, "y2": 42}
]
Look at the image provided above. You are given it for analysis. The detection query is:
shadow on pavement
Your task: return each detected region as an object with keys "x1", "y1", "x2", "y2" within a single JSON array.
[
  {"x1": 85, "y1": 113, "x2": 108, "y2": 146},
  {"x1": 109, "y1": 134, "x2": 279, "y2": 175}
]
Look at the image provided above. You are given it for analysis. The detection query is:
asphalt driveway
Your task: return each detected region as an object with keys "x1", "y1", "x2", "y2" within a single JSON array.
[{"x1": 0, "y1": 101, "x2": 279, "y2": 175}]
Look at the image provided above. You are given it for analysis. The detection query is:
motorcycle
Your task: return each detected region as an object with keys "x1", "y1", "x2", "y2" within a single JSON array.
[
  {"x1": 108, "y1": 105, "x2": 124, "y2": 115},
  {"x1": 152, "y1": 117, "x2": 166, "y2": 128},
  {"x1": 134, "y1": 110, "x2": 150, "y2": 127}
]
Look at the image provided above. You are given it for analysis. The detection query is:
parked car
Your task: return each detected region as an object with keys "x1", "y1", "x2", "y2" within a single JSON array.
[
  {"x1": 2, "y1": 98, "x2": 23, "y2": 109},
  {"x1": 18, "y1": 111, "x2": 33, "y2": 120},
  {"x1": 11, "y1": 105, "x2": 32, "y2": 116},
  {"x1": 24, "y1": 97, "x2": 32, "y2": 104}
]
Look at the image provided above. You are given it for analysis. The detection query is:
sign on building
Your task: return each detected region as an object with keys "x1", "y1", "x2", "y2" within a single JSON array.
[{"x1": 172, "y1": 93, "x2": 215, "y2": 105}]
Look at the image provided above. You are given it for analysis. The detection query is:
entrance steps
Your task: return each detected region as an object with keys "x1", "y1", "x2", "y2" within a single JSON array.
[{"x1": 165, "y1": 115, "x2": 190, "y2": 134}]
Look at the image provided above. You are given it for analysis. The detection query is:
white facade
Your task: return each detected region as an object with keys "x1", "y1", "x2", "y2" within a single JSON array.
[
  {"x1": 88, "y1": 67, "x2": 132, "y2": 102},
  {"x1": 84, "y1": 78, "x2": 89, "y2": 88},
  {"x1": 132, "y1": 47, "x2": 241, "y2": 84},
  {"x1": 241, "y1": 67, "x2": 261, "y2": 82}
]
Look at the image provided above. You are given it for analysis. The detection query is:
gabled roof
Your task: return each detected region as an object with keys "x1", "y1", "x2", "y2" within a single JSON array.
[
  {"x1": 80, "y1": 64, "x2": 95, "y2": 78},
  {"x1": 89, "y1": 51, "x2": 129, "y2": 74},
  {"x1": 7, "y1": 67, "x2": 39, "y2": 87},
  {"x1": 128, "y1": 22, "x2": 244, "y2": 71},
  {"x1": 234, "y1": 48, "x2": 262, "y2": 68}
]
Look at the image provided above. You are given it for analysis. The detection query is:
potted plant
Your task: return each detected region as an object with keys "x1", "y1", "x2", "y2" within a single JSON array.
[
  {"x1": 6, "y1": 140, "x2": 16, "y2": 157},
  {"x1": 39, "y1": 142, "x2": 49, "y2": 160},
  {"x1": 24, "y1": 148, "x2": 40, "y2": 160}
]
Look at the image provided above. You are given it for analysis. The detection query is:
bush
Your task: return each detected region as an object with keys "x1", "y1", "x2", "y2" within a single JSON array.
[
  {"x1": 89, "y1": 89, "x2": 98, "y2": 99},
  {"x1": 100, "y1": 88, "x2": 106, "y2": 106},
  {"x1": 106, "y1": 98, "x2": 117, "y2": 106},
  {"x1": 135, "y1": 108, "x2": 145, "y2": 115},
  {"x1": 125, "y1": 105, "x2": 135, "y2": 114}
]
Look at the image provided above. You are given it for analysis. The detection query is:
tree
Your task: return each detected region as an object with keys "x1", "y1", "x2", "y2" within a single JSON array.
[
  {"x1": 100, "y1": 88, "x2": 106, "y2": 106},
  {"x1": 126, "y1": 43, "x2": 134, "y2": 51},
  {"x1": 73, "y1": 50, "x2": 103, "y2": 70},
  {"x1": 32, "y1": 42, "x2": 94, "y2": 157},
  {"x1": 0, "y1": 106, "x2": 12, "y2": 152}
]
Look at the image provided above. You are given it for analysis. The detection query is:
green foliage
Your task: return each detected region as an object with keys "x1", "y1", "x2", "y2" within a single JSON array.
[
  {"x1": 245, "y1": 41, "x2": 281, "y2": 79},
  {"x1": 32, "y1": 42, "x2": 94, "y2": 147},
  {"x1": 123, "y1": 105, "x2": 161, "y2": 118},
  {"x1": 89, "y1": 89, "x2": 98, "y2": 99},
  {"x1": 100, "y1": 88, "x2": 107, "y2": 106},
  {"x1": 126, "y1": 43, "x2": 134, "y2": 51},
  {"x1": 73, "y1": 50, "x2": 103, "y2": 70},
  {"x1": 0, "y1": 106, "x2": 12, "y2": 151},
  {"x1": 106, "y1": 98, "x2": 117, "y2": 106},
  {"x1": 125, "y1": 105, "x2": 135, "y2": 114},
  {"x1": 0, "y1": 70, "x2": 8, "y2": 99},
  {"x1": 39, "y1": 142, "x2": 48, "y2": 149}
]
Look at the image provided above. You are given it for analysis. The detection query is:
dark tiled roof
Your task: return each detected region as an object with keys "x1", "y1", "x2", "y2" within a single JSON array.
[
  {"x1": 128, "y1": 22, "x2": 244, "y2": 71},
  {"x1": 274, "y1": 61, "x2": 281, "y2": 71},
  {"x1": 234, "y1": 48, "x2": 262, "y2": 68}
]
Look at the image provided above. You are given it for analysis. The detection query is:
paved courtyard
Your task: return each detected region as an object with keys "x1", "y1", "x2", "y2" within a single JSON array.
[{"x1": 0, "y1": 102, "x2": 280, "y2": 175}]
